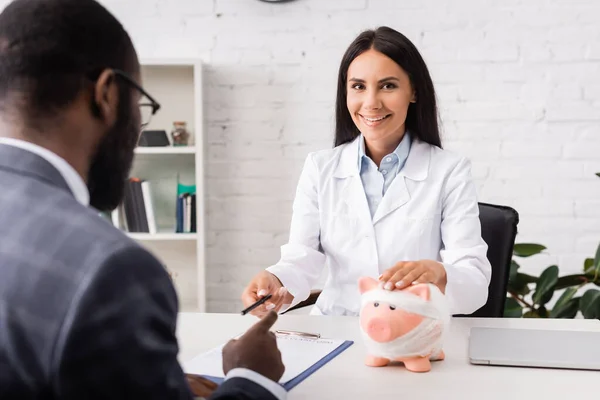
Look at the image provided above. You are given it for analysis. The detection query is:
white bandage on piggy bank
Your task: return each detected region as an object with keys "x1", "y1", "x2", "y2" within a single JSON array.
[{"x1": 358, "y1": 276, "x2": 451, "y2": 372}]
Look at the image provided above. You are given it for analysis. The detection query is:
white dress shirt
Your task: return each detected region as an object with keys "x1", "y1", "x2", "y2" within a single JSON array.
[
  {"x1": 358, "y1": 131, "x2": 411, "y2": 218},
  {"x1": 0, "y1": 137, "x2": 286, "y2": 400}
]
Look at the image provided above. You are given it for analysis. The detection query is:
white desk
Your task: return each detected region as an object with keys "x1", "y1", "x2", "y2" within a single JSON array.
[{"x1": 177, "y1": 313, "x2": 600, "y2": 400}]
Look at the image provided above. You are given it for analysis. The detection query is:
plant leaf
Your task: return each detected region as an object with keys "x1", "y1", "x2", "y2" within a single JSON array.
[
  {"x1": 550, "y1": 298, "x2": 580, "y2": 319},
  {"x1": 549, "y1": 288, "x2": 577, "y2": 317},
  {"x1": 523, "y1": 310, "x2": 540, "y2": 318},
  {"x1": 580, "y1": 289, "x2": 600, "y2": 319},
  {"x1": 504, "y1": 297, "x2": 523, "y2": 318},
  {"x1": 513, "y1": 243, "x2": 547, "y2": 257},
  {"x1": 585, "y1": 266, "x2": 596, "y2": 277},
  {"x1": 596, "y1": 172, "x2": 600, "y2": 178},
  {"x1": 514, "y1": 286, "x2": 531, "y2": 296},
  {"x1": 510, "y1": 282, "x2": 531, "y2": 296},
  {"x1": 593, "y1": 243, "x2": 600, "y2": 277},
  {"x1": 509, "y1": 260, "x2": 520, "y2": 283},
  {"x1": 584, "y1": 258, "x2": 594, "y2": 271},
  {"x1": 555, "y1": 274, "x2": 588, "y2": 290},
  {"x1": 516, "y1": 273, "x2": 538, "y2": 284},
  {"x1": 541, "y1": 289, "x2": 555, "y2": 306},
  {"x1": 532, "y1": 265, "x2": 558, "y2": 305},
  {"x1": 509, "y1": 273, "x2": 534, "y2": 295}
]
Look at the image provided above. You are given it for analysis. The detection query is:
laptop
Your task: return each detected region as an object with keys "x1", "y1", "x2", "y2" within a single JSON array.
[{"x1": 468, "y1": 327, "x2": 600, "y2": 371}]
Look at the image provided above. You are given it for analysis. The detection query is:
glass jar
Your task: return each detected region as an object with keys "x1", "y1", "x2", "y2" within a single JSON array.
[{"x1": 171, "y1": 121, "x2": 190, "y2": 146}]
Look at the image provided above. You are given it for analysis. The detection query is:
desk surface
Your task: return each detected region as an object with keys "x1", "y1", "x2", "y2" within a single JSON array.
[{"x1": 177, "y1": 313, "x2": 600, "y2": 400}]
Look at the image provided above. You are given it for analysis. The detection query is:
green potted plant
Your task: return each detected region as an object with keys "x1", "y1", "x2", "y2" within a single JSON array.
[
  {"x1": 504, "y1": 173, "x2": 600, "y2": 319},
  {"x1": 505, "y1": 243, "x2": 600, "y2": 318}
]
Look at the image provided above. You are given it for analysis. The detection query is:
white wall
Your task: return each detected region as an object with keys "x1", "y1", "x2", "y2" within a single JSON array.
[{"x1": 30, "y1": 0, "x2": 600, "y2": 311}]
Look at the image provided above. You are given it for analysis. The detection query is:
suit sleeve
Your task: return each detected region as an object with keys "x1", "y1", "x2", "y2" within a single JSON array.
[
  {"x1": 439, "y1": 157, "x2": 492, "y2": 315},
  {"x1": 209, "y1": 376, "x2": 281, "y2": 400},
  {"x1": 51, "y1": 244, "x2": 194, "y2": 400},
  {"x1": 266, "y1": 153, "x2": 326, "y2": 310}
]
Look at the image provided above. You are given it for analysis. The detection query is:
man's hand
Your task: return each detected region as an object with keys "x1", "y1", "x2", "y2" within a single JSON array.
[
  {"x1": 379, "y1": 260, "x2": 447, "y2": 293},
  {"x1": 222, "y1": 311, "x2": 285, "y2": 382}
]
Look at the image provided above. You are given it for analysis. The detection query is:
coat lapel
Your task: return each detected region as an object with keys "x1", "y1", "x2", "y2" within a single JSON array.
[
  {"x1": 340, "y1": 175, "x2": 372, "y2": 230},
  {"x1": 333, "y1": 137, "x2": 373, "y2": 232},
  {"x1": 0, "y1": 143, "x2": 72, "y2": 195},
  {"x1": 372, "y1": 174, "x2": 410, "y2": 225},
  {"x1": 372, "y1": 139, "x2": 431, "y2": 225},
  {"x1": 332, "y1": 137, "x2": 432, "y2": 227}
]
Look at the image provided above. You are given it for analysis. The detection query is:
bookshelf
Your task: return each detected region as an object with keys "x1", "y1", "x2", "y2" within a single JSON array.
[
  {"x1": 113, "y1": 59, "x2": 206, "y2": 313},
  {"x1": 127, "y1": 233, "x2": 198, "y2": 241},
  {"x1": 135, "y1": 147, "x2": 197, "y2": 155}
]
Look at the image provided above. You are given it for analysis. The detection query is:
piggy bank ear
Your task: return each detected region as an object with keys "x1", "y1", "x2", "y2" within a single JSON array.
[
  {"x1": 406, "y1": 283, "x2": 430, "y2": 301},
  {"x1": 358, "y1": 276, "x2": 379, "y2": 294}
]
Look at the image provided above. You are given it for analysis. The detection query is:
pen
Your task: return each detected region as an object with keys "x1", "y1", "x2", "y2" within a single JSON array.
[
  {"x1": 275, "y1": 330, "x2": 321, "y2": 339},
  {"x1": 241, "y1": 294, "x2": 272, "y2": 315}
]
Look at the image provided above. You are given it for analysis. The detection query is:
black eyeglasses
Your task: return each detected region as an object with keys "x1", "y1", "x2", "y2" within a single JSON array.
[{"x1": 112, "y1": 69, "x2": 161, "y2": 130}]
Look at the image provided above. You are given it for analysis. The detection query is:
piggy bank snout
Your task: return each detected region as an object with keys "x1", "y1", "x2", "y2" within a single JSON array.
[{"x1": 365, "y1": 317, "x2": 394, "y2": 343}]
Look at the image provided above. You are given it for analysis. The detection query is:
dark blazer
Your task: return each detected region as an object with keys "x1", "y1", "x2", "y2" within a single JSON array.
[{"x1": 0, "y1": 144, "x2": 277, "y2": 400}]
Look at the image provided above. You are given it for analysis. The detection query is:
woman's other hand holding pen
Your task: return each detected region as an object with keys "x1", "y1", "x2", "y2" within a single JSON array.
[{"x1": 242, "y1": 271, "x2": 294, "y2": 317}]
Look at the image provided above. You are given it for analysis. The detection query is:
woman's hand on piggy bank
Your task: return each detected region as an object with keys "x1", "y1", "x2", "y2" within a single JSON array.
[
  {"x1": 379, "y1": 260, "x2": 447, "y2": 293},
  {"x1": 242, "y1": 271, "x2": 294, "y2": 317}
]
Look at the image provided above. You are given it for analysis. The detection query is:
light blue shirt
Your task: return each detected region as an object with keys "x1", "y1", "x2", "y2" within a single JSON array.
[{"x1": 358, "y1": 131, "x2": 412, "y2": 219}]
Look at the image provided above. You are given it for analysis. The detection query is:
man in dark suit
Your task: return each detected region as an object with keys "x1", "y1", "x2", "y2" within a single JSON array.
[{"x1": 0, "y1": 0, "x2": 285, "y2": 399}]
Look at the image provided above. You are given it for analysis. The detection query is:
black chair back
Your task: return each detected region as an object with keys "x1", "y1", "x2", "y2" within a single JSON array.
[{"x1": 456, "y1": 202, "x2": 519, "y2": 318}]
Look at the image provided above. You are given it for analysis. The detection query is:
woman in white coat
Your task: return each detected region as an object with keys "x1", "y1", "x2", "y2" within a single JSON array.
[{"x1": 242, "y1": 26, "x2": 492, "y2": 317}]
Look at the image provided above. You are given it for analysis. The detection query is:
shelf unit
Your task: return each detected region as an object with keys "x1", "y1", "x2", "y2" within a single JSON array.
[
  {"x1": 117, "y1": 59, "x2": 205, "y2": 313},
  {"x1": 134, "y1": 147, "x2": 197, "y2": 155},
  {"x1": 127, "y1": 233, "x2": 198, "y2": 241}
]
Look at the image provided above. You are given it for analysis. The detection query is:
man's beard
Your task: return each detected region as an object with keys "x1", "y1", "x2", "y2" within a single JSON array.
[{"x1": 87, "y1": 90, "x2": 139, "y2": 212}]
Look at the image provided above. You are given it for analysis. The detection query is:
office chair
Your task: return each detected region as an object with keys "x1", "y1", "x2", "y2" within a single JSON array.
[
  {"x1": 284, "y1": 202, "x2": 519, "y2": 318},
  {"x1": 455, "y1": 202, "x2": 519, "y2": 317}
]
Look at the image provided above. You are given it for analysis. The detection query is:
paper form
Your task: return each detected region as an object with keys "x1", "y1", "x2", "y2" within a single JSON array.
[{"x1": 184, "y1": 334, "x2": 346, "y2": 384}]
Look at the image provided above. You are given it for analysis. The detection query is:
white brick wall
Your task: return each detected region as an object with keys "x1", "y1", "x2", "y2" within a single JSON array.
[
  {"x1": 115, "y1": 0, "x2": 600, "y2": 312},
  {"x1": 10, "y1": 0, "x2": 600, "y2": 312}
]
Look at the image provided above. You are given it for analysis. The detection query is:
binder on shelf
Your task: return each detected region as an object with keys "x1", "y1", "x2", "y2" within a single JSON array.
[
  {"x1": 184, "y1": 193, "x2": 191, "y2": 233},
  {"x1": 110, "y1": 206, "x2": 121, "y2": 228},
  {"x1": 176, "y1": 193, "x2": 183, "y2": 234},
  {"x1": 140, "y1": 181, "x2": 157, "y2": 234},
  {"x1": 191, "y1": 194, "x2": 197, "y2": 233},
  {"x1": 118, "y1": 178, "x2": 157, "y2": 234},
  {"x1": 176, "y1": 180, "x2": 196, "y2": 234}
]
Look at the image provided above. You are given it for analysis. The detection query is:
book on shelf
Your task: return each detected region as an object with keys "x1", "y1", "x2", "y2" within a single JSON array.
[
  {"x1": 111, "y1": 177, "x2": 157, "y2": 234},
  {"x1": 176, "y1": 191, "x2": 196, "y2": 233}
]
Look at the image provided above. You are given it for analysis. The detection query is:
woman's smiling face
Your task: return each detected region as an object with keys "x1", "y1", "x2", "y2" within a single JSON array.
[{"x1": 346, "y1": 49, "x2": 415, "y2": 147}]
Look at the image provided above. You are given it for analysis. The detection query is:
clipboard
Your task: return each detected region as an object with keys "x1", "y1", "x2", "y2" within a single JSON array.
[
  {"x1": 184, "y1": 332, "x2": 354, "y2": 391},
  {"x1": 281, "y1": 338, "x2": 353, "y2": 390}
]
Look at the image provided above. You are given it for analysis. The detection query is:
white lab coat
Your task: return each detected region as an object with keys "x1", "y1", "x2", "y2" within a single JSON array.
[{"x1": 266, "y1": 136, "x2": 492, "y2": 316}]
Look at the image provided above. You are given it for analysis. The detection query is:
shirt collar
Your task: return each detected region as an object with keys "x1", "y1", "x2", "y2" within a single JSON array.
[
  {"x1": 0, "y1": 137, "x2": 90, "y2": 206},
  {"x1": 358, "y1": 130, "x2": 412, "y2": 172}
]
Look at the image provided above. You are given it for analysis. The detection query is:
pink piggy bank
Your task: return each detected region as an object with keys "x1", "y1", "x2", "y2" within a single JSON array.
[{"x1": 358, "y1": 276, "x2": 451, "y2": 372}]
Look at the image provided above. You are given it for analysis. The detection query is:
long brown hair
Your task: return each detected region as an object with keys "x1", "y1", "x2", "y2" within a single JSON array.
[{"x1": 334, "y1": 26, "x2": 441, "y2": 148}]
